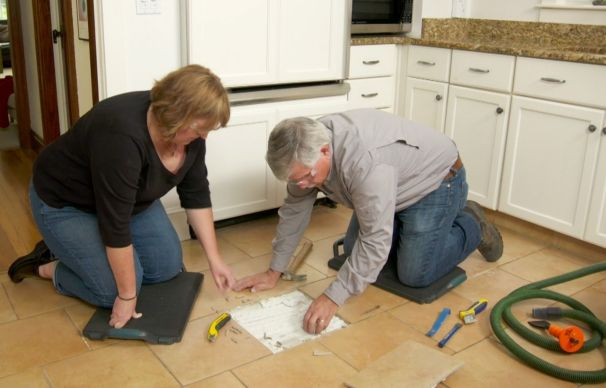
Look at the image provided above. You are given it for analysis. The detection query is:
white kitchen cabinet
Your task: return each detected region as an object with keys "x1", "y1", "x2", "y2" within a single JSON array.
[
  {"x1": 187, "y1": 0, "x2": 348, "y2": 88},
  {"x1": 277, "y1": 0, "x2": 348, "y2": 83},
  {"x1": 445, "y1": 86, "x2": 510, "y2": 209},
  {"x1": 346, "y1": 45, "x2": 397, "y2": 110},
  {"x1": 585, "y1": 125, "x2": 606, "y2": 247},
  {"x1": 205, "y1": 106, "x2": 279, "y2": 221},
  {"x1": 403, "y1": 78, "x2": 448, "y2": 132},
  {"x1": 499, "y1": 96, "x2": 605, "y2": 238},
  {"x1": 187, "y1": 0, "x2": 278, "y2": 87}
]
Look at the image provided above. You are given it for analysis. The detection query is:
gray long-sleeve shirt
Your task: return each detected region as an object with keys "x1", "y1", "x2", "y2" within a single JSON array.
[{"x1": 270, "y1": 109, "x2": 458, "y2": 305}]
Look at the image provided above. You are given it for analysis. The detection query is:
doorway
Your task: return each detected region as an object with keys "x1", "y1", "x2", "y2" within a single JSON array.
[{"x1": 1, "y1": 0, "x2": 97, "y2": 151}]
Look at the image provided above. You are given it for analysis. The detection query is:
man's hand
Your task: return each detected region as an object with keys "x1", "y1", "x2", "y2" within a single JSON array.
[
  {"x1": 208, "y1": 259, "x2": 235, "y2": 292},
  {"x1": 109, "y1": 297, "x2": 142, "y2": 328},
  {"x1": 303, "y1": 293, "x2": 338, "y2": 334},
  {"x1": 233, "y1": 269, "x2": 281, "y2": 293}
]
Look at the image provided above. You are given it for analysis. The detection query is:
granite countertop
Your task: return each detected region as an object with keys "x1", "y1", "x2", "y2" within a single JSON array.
[{"x1": 351, "y1": 19, "x2": 606, "y2": 66}]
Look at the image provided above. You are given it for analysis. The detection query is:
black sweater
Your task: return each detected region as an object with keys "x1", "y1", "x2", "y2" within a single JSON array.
[{"x1": 33, "y1": 91, "x2": 211, "y2": 247}]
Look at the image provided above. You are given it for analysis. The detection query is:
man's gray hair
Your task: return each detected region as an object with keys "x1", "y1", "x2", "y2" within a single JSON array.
[{"x1": 266, "y1": 117, "x2": 331, "y2": 181}]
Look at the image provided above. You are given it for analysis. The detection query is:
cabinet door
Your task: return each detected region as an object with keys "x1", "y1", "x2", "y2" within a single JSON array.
[
  {"x1": 187, "y1": 0, "x2": 279, "y2": 87},
  {"x1": 278, "y1": 0, "x2": 347, "y2": 83},
  {"x1": 499, "y1": 96, "x2": 605, "y2": 238},
  {"x1": 403, "y1": 77, "x2": 448, "y2": 133},
  {"x1": 585, "y1": 128, "x2": 606, "y2": 248},
  {"x1": 205, "y1": 107, "x2": 278, "y2": 220},
  {"x1": 445, "y1": 86, "x2": 510, "y2": 209}
]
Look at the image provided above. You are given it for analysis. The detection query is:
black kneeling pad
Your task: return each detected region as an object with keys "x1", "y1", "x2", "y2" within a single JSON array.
[
  {"x1": 328, "y1": 239, "x2": 466, "y2": 304},
  {"x1": 83, "y1": 271, "x2": 203, "y2": 344}
]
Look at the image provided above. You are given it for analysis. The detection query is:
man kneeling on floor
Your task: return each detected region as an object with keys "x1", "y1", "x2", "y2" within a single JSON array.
[{"x1": 234, "y1": 109, "x2": 503, "y2": 334}]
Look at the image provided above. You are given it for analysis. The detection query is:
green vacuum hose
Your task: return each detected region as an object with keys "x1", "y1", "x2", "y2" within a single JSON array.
[{"x1": 490, "y1": 261, "x2": 606, "y2": 384}]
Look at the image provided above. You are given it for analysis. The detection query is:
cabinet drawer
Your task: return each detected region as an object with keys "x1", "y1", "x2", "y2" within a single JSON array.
[
  {"x1": 514, "y1": 57, "x2": 606, "y2": 109},
  {"x1": 349, "y1": 44, "x2": 396, "y2": 79},
  {"x1": 407, "y1": 45, "x2": 451, "y2": 82},
  {"x1": 450, "y1": 50, "x2": 515, "y2": 93},
  {"x1": 347, "y1": 77, "x2": 395, "y2": 108}
]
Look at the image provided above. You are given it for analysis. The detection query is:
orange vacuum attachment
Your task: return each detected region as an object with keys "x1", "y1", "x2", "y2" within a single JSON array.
[{"x1": 528, "y1": 320, "x2": 585, "y2": 353}]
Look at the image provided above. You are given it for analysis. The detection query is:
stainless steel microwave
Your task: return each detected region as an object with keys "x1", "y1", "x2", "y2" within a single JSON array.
[{"x1": 351, "y1": 0, "x2": 414, "y2": 34}]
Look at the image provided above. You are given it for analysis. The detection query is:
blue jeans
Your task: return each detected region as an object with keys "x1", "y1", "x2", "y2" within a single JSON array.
[
  {"x1": 29, "y1": 184, "x2": 182, "y2": 307},
  {"x1": 344, "y1": 167, "x2": 480, "y2": 287}
]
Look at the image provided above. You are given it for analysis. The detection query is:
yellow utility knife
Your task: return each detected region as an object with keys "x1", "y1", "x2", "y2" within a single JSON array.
[
  {"x1": 207, "y1": 312, "x2": 231, "y2": 342},
  {"x1": 459, "y1": 298, "x2": 488, "y2": 324}
]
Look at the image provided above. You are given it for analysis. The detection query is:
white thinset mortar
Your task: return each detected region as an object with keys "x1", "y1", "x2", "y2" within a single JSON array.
[{"x1": 229, "y1": 290, "x2": 348, "y2": 353}]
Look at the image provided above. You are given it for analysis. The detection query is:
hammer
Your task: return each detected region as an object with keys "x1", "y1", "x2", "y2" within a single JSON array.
[{"x1": 281, "y1": 240, "x2": 313, "y2": 281}]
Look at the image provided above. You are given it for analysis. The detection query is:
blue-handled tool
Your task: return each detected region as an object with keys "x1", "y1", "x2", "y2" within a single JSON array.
[
  {"x1": 426, "y1": 308, "x2": 451, "y2": 337},
  {"x1": 438, "y1": 323, "x2": 463, "y2": 348}
]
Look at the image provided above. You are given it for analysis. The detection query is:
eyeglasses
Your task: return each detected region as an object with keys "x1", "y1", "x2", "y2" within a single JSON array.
[{"x1": 288, "y1": 165, "x2": 318, "y2": 187}]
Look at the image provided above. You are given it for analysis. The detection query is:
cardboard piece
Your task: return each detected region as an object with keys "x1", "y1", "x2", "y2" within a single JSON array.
[{"x1": 344, "y1": 340, "x2": 463, "y2": 388}]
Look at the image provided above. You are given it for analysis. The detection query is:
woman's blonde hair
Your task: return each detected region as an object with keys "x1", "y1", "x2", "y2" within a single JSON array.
[{"x1": 150, "y1": 65, "x2": 230, "y2": 138}]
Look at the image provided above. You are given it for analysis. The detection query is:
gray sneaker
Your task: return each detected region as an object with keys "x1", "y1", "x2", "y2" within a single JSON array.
[{"x1": 464, "y1": 201, "x2": 503, "y2": 262}]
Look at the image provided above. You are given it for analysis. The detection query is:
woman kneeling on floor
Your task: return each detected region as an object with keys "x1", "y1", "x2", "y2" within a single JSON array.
[{"x1": 9, "y1": 65, "x2": 235, "y2": 328}]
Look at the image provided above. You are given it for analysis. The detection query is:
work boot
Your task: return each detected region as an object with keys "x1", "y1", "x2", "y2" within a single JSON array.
[
  {"x1": 8, "y1": 240, "x2": 56, "y2": 283},
  {"x1": 464, "y1": 201, "x2": 503, "y2": 262}
]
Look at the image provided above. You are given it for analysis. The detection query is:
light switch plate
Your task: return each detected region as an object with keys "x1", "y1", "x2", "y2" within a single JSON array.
[{"x1": 135, "y1": 0, "x2": 161, "y2": 15}]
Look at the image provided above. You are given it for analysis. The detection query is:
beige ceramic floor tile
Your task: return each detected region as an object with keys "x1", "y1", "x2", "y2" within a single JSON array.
[
  {"x1": 553, "y1": 286, "x2": 606, "y2": 324},
  {"x1": 592, "y1": 278, "x2": 606, "y2": 294},
  {"x1": 302, "y1": 206, "x2": 351, "y2": 242},
  {"x1": 233, "y1": 341, "x2": 356, "y2": 388},
  {"x1": 500, "y1": 226, "x2": 549, "y2": 262},
  {"x1": 499, "y1": 248, "x2": 606, "y2": 296},
  {"x1": 150, "y1": 315, "x2": 271, "y2": 385},
  {"x1": 187, "y1": 371, "x2": 245, "y2": 388},
  {"x1": 182, "y1": 237, "x2": 251, "y2": 272},
  {"x1": 3, "y1": 277, "x2": 78, "y2": 319},
  {"x1": 0, "y1": 310, "x2": 88, "y2": 378},
  {"x1": 190, "y1": 255, "x2": 327, "y2": 320},
  {"x1": 319, "y1": 312, "x2": 452, "y2": 371},
  {"x1": 0, "y1": 367, "x2": 49, "y2": 388},
  {"x1": 299, "y1": 278, "x2": 407, "y2": 323},
  {"x1": 303, "y1": 236, "x2": 341, "y2": 276},
  {"x1": 0, "y1": 284, "x2": 16, "y2": 323},
  {"x1": 64, "y1": 303, "x2": 120, "y2": 350},
  {"x1": 453, "y1": 268, "x2": 529, "y2": 306},
  {"x1": 444, "y1": 337, "x2": 576, "y2": 388},
  {"x1": 388, "y1": 292, "x2": 496, "y2": 353},
  {"x1": 216, "y1": 216, "x2": 278, "y2": 257},
  {"x1": 332, "y1": 204, "x2": 353, "y2": 220},
  {"x1": 45, "y1": 343, "x2": 178, "y2": 388}
]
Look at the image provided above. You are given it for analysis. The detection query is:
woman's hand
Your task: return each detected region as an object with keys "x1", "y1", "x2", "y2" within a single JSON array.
[
  {"x1": 209, "y1": 259, "x2": 235, "y2": 292},
  {"x1": 109, "y1": 296, "x2": 142, "y2": 328}
]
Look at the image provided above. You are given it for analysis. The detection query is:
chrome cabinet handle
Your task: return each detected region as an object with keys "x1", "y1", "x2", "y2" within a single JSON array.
[
  {"x1": 361, "y1": 93, "x2": 378, "y2": 98},
  {"x1": 362, "y1": 60, "x2": 380, "y2": 65},
  {"x1": 469, "y1": 67, "x2": 490, "y2": 73},
  {"x1": 435, "y1": 94, "x2": 442, "y2": 101},
  {"x1": 588, "y1": 124, "x2": 597, "y2": 133},
  {"x1": 417, "y1": 60, "x2": 436, "y2": 66},
  {"x1": 540, "y1": 77, "x2": 566, "y2": 84}
]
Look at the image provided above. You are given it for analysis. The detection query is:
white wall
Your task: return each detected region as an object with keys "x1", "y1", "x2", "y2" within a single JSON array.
[
  {"x1": 95, "y1": 0, "x2": 182, "y2": 99},
  {"x1": 71, "y1": 0, "x2": 93, "y2": 116},
  {"x1": 20, "y1": 0, "x2": 43, "y2": 139},
  {"x1": 468, "y1": 0, "x2": 540, "y2": 21},
  {"x1": 422, "y1": 0, "x2": 453, "y2": 18}
]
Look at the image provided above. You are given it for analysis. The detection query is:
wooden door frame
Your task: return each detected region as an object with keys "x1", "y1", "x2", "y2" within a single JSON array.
[
  {"x1": 32, "y1": 0, "x2": 61, "y2": 144},
  {"x1": 7, "y1": 0, "x2": 99, "y2": 149},
  {"x1": 7, "y1": 0, "x2": 32, "y2": 149}
]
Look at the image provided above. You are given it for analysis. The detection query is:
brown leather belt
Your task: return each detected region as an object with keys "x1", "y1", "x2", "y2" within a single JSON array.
[{"x1": 443, "y1": 156, "x2": 463, "y2": 181}]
